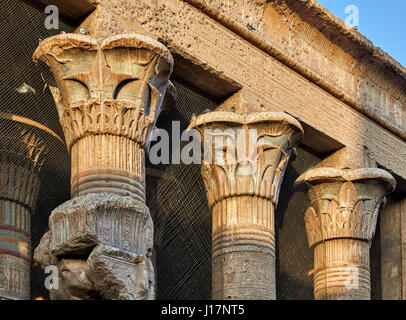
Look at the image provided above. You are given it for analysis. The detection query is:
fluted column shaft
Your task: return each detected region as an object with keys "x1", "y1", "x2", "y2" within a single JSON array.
[
  {"x1": 189, "y1": 111, "x2": 303, "y2": 300},
  {"x1": 212, "y1": 196, "x2": 276, "y2": 299},
  {"x1": 297, "y1": 168, "x2": 396, "y2": 300},
  {"x1": 33, "y1": 33, "x2": 174, "y2": 300}
]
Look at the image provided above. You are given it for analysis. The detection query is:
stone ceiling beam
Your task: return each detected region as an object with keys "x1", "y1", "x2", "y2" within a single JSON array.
[{"x1": 30, "y1": 0, "x2": 95, "y2": 22}]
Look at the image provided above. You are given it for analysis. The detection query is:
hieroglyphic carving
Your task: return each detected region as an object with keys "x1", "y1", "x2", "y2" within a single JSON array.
[
  {"x1": 263, "y1": 0, "x2": 406, "y2": 133},
  {"x1": 33, "y1": 33, "x2": 174, "y2": 300},
  {"x1": 296, "y1": 168, "x2": 396, "y2": 300},
  {"x1": 186, "y1": 0, "x2": 268, "y2": 36},
  {"x1": 34, "y1": 193, "x2": 155, "y2": 300},
  {"x1": 0, "y1": 257, "x2": 30, "y2": 300},
  {"x1": 189, "y1": 111, "x2": 303, "y2": 300}
]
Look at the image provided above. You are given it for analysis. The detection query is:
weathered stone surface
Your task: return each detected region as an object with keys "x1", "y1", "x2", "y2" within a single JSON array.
[
  {"x1": 189, "y1": 111, "x2": 303, "y2": 299},
  {"x1": 0, "y1": 122, "x2": 49, "y2": 300},
  {"x1": 34, "y1": 231, "x2": 57, "y2": 269},
  {"x1": 33, "y1": 32, "x2": 174, "y2": 300},
  {"x1": 50, "y1": 259, "x2": 96, "y2": 300},
  {"x1": 86, "y1": 244, "x2": 154, "y2": 300},
  {"x1": 33, "y1": 193, "x2": 155, "y2": 300},
  {"x1": 34, "y1": 33, "x2": 174, "y2": 200},
  {"x1": 47, "y1": 193, "x2": 153, "y2": 257},
  {"x1": 296, "y1": 167, "x2": 396, "y2": 300}
]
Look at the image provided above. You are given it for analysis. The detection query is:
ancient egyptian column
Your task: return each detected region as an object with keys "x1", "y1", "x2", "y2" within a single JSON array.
[
  {"x1": 0, "y1": 119, "x2": 48, "y2": 300},
  {"x1": 296, "y1": 168, "x2": 396, "y2": 300},
  {"x1": 32, "y1": 33, "x2": 174, "y2": 300},
  {"x1": 188, "y1": 111, "x2": 303, "y2": 300}
]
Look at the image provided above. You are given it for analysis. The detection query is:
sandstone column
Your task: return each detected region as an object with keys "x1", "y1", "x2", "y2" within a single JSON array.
[
  {"x1": 296, "y1": 168, "x2": 396, "y2": 300},
  {"x1": 189, "y1": 112, "x2": 304, "y2": 300},
  {"x1": 32, "y1": 33, "x2": 174, "y2": 300},
  {"x1": 0, "y1": 119, "x2": 48, "y2": 300}
]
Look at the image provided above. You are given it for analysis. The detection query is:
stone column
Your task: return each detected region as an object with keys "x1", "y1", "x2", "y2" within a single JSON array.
[
  {"x1": 188, "y1": 112, "x2": 303, "y2": 300},
  {"x1": 0, "y1": 120, "x2": 48, "y2": 300},
  {"x1": 296, "y1": 168, "x2": 396, "y2": 300},
  {"x1": 32, "y1": 33, "x2": 174, "y2": 300}
]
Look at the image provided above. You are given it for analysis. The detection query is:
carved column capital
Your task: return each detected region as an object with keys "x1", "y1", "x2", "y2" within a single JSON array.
[
  {"x1": 189, "y1": 111, "x2": 303, "y2": 300},
  {"x1": 0, "y1": 123, "x2": 48, "y2": 210},
  {"x1": 296, "y1": 167, "x2": 396, "y2": 300},
  {"x1": 191, "y1": 111, "x2": 303, "y2": 205},
  {"x1": 297, "y1": 168, "x2": 395, "y2": 246},
  {"x1": 34, "y1": 33, "x2": 174, "y2": 200}
]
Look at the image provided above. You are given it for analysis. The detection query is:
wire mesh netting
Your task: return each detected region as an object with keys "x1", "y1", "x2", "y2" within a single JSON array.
[{"x1": 147, "y1": 82, "x2": 217, "y2": 300}]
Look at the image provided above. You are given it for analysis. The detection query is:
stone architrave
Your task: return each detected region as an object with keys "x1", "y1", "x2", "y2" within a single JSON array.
[
  {"x1": 32, "y1": 33, "x2": 174, "y2": 300},
  {"x1": 296, "y1": 168, "x2": 396, "y2": 300},
  {"x1": 188, "y1": 111, "x2": 304, "y2": 300}
]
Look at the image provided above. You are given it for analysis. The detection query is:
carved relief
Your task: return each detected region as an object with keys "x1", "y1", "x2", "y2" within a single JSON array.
[
  {"x1": 296, "y1": 168, "x2": 396, "y2": 300},
  {"x1": 86, "y1": 0, "x2": 406, "y2": 182},
  {"x1": 189, "y1": 111, "x2": 303, "y2": 300},
  {"x1": 34, "y1": 33, "x2": 174, "y2": 198},
  {"x1": 264, "y1": 0, "x2": 406, "y2": 133},
  {"x1": 0, "y1": 259, "x2": 30, "y2": 300}
]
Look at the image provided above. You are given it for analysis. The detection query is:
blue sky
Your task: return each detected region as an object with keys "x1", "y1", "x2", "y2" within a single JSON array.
[{"x1": 316, "y1": 0, "x2": 406, "y2": 67}]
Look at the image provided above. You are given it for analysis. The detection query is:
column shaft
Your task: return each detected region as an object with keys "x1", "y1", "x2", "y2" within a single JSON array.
[
  {"x1": 313, "y1": 239, "x2": 370, "y2": 300},
  {"x1": 212, "y1": 196, "x2": 275, "y2": 299},
  {"x1": 0, "y1": 125, "x2": 47, "y2": 300}
]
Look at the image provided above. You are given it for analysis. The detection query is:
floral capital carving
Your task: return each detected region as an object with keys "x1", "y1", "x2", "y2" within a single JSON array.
[
  {"x1": 34, "y1": 33, "x2": 174, "y2": 199},
  {"x1": 296, "y1": 168, "x2": 396, "y2": 247}
]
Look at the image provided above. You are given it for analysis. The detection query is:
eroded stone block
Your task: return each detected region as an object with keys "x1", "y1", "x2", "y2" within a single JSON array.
[{"x1": 34, "y1": 193, "x2": 155, "y2": 300}]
